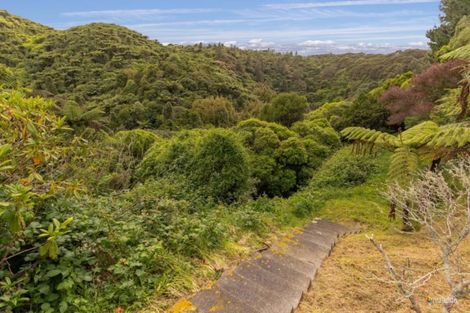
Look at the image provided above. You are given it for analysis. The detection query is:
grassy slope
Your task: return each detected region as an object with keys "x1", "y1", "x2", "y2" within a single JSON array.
[
  {"x1": 152, "y1": 145, "x2": 469, "y2": 313},
  {"x1": 296, "y1": 233, "x2": 470, "y2": 313},
  {"x1": 295, "y1": 150, "x2": 470, "y2": 312},
  {"x1": 139, "y1": 146, "x2": 392, "y2": 312}
]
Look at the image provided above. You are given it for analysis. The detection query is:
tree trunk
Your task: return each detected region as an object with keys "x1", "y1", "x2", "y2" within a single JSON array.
[
  {"x1": 458, "y1": 80, "x2": 469, "y2": 121},
  {"x1": 389, "y1": 200, "x2": 396, "y2": 220},
  {"x1": 430, "y1": 158, "x2": 441, "y2": 172},
  {"x1": 402, "y1": 201, "x2": 413, "y2": 232}
]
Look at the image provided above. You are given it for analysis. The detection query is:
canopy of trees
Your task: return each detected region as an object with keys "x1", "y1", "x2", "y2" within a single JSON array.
[{"x1": 0, "y1": 3, "x2": 469, "y2": 313}]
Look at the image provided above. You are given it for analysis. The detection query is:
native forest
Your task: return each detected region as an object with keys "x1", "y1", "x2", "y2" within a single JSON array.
[{"x1": 0, "y1": 1, "x2": 469, "y2": 312}]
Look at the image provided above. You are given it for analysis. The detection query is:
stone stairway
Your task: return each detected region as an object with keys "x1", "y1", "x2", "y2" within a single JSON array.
[{"x1": 170, "y1": 219, "x2": 357, "y2": 313}]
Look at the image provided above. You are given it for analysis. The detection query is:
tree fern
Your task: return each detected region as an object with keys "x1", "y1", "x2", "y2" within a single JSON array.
[
  {"x1": 442, "y1": 45, "x2": 470, "y2": 61},
  {"x1": 342, "y1": 121, "x2": 470, "y2": 185},
  {"x1": 341, "y1": 127, "x2": 399, "y2": 147},
  {"x1": 399, "y1": 121, "x2": 439, "y2": 146},
  {"x1": 389, "y1": 146, "x2": 419, "y2": 184},
  {"x1": 432, "y1": 89, "x2": 462, "y2": 122},
  {"x1": 427, "y1": 123, "x2": 470, "y2": 148}
]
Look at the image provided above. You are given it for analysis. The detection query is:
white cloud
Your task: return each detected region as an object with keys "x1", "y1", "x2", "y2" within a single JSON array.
[
  {"x1": 223, "y1": 41, "x2": 238, "y2": 47},
  {"x1": 248, "y1": 38, "x2": 263, "y2": 44},
  {"x1": 408, "y1": 41, "x2": 426, "y2": 46},
  {"x1": 248, "y1": 38, "x2": 275, "y2": 49},
  {"x1": 62, "y1": 8, "x2": 216, "y2": 18},
  {"x1": 300, "y1": 40, "x2": 335, "y2": 46},
  {"x1": 140, "y1": 24, "x2": 431, "y2": 42},
  {"x1": 264, "y1": 0, "x2": 439, "y2": 10}
]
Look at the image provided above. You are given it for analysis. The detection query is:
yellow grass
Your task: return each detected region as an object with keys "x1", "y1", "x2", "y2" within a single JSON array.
[{"x1": 296, "y1": 231, "x2": 470, "y2": 313}]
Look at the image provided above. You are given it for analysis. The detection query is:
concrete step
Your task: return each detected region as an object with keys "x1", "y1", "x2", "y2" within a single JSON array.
[
  {"x1": 172, "y1": 219, "x2": 357, "y2": 313},
  {"x1": 234, "y1": 260, "x2": 304, "y2": 308},
  {"x1": 191, "y1": 286, "x2": 260, "y2": 313},
  {"x1": 217, "y1": 272, "x2": 293, "y2": 313},
  {"x1": 248, "y1": 254, "x2": 313, "y2": 293}
]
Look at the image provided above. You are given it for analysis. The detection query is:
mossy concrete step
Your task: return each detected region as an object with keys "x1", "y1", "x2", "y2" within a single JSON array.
[
  {"x1": 170, "y1": 219, "x2": 356, "y2": 313},
  {"x1": 191, "y1": 287, "x2": 259, "y2": 313}
]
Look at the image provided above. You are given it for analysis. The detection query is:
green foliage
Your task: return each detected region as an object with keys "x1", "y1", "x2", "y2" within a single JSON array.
[
  {"x1": 191, "y1": 96, "x2": 237, "y2": 127},
  {"x1": 0, "y1": 9, "x2": 430, "y2": 130},
  {"x1": 442, "y1": 16, "x2": 470, "y2": 61},
  {"x1": 38, "y1": 218, "x2": 73, "y2": 259},
  {"x1": 112, "y1": 129, "x2": 159, "y2": 159},
  {"x1": 237, "y1": 118, "x2": 297, "y2": 142},
  {"x1": 311, "y1": 147, "x2": 380, "y2": 188},
  {"x1": 426, "y1": 122, "x2": 470, "y2": 148},
  {"x1": 191, "y1": 129, "x2": 251, "y2": 203},
  {"x1": 236, "y1": 118, "x2": 338, "y2": 196},
  {"x1": 137, "y1": 130, "x2": 201, "y2": 180},
  {"x1": 427, "y1": 0, "x2": 470, "y2": 53},
  {"x1": 388, "y1": 146, "x2": 419, "y2": 184},
  {"x1": 291, "y1": 118, "x2": 341, "y2": 148},
  {"x1": 341, "y1": 121, "x2": 470, "y2": 185},
  {"x1": 0, "y1": 90, "x2": 82, "y2": 313},
  {"x1": 261, "y1": 92, "x2": 308, "y2": 126},
  {"x1": 138, "y1": 129, "x2": 250, "y2": 203},
  {"x1": 307, "y1": 72, "x2": 412, "y2": 132},
  {"x1": 339, "y1": 93, "x2": 391, "y2": 131}
]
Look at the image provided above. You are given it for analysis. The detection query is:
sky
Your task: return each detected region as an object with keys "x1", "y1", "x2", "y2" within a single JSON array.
[{"x1": 1, "y1": 0, "x2": 441, "y2": 54}]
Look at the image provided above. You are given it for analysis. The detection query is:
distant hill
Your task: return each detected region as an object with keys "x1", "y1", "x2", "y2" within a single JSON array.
[{"x1": 0, "y1": 10, "x2": 430, "y2": 129}]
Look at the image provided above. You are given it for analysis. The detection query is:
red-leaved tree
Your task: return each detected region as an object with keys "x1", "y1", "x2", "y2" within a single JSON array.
[{"x1": 380, "y1": 60, "x2": 465, "y2": 125}]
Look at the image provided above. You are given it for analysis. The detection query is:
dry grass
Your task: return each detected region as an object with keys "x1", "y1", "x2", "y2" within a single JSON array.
[{"x1": 296, "y1": 231, "x2": 470, "y2": 313}]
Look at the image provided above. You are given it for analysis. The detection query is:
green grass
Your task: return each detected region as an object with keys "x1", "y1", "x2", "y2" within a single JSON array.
[
  {"x1": 311, "y1": 148, "x2": 400, "y2": 229},
  {"x1": 122, "y1": 145, "x2": 399, "y2": 312}
]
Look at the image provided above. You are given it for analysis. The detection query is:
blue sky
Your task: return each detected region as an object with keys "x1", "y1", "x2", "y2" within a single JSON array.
[{"x1": 1, "y1": 0, "x2": 440, "y2": 54}]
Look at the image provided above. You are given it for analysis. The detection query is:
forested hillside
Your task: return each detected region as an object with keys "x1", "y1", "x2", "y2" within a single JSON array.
[
  {"x1": 0, "y1": 2, "x2": 469, "y2": 313},
  {"x1": 0, "y1": 10, "x2": 429, "y2": 131}
]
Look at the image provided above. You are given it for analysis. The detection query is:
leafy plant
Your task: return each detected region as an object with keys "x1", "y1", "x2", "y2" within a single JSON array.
[{"x1": 38, "y1": 218, "x2": 73, "y2": 259}]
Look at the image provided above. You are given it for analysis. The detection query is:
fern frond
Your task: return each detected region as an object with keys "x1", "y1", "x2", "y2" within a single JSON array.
[
  {"x1": 80, "y1": 107, "x2": 105, "y2": 121},
  {"x1": 432, "y1": 88, "x2": 462, "y2": 119},
  {"x1": 400, "y1": 121, "x2": 439, "y2": 146},
  {"x1": 441, "y1": 45, "x2": 470, "y2": 61},
  {"x1": 389, "y1": 146, "x2": 419, "y2": 185},
  {"x1": 427, "y1": 123, "x2": 470, "y2": 148},
  {"x1": 341, "y1": 127, "x2": 399, "y2": 147}
]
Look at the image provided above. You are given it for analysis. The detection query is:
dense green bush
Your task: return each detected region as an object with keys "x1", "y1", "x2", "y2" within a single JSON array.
[
  {"x1": 261, "y1": 92, "x2": 308, "y2": 126},
  {"x1": 191, "y1": 129, "x2": 250, "y2": 202},
  {"x1": 191, "y1": 96, "x2": 238, "y2": 127},
  {"x1": 112, "y1": 129, "x2": 159, "y2": 158},
  {"x1": 237, "y1": 118, "x2": 296, "y2": 144},
  {"x1": 137, "y1": 129, "x2": 250, "y2": 203},
  {"x1": 64, "y1": 129, "x2": 160, "y2": 193},
  {"x1": 312, "y1": 147, "x2": 379, "y2": 188},
  {"x1": 291, "y1": 118, "x2": 341, "y2": 148},
  {"x1": 236, "y1": 118, "x2": 339, "y2": 197}
]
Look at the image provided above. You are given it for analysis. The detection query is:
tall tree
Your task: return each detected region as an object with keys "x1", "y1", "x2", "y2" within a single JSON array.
[
  {"x1": 261, "y1": 92, "x2": 308, "y2": 126},
  {"x1": 427, "y1": 0, "x2": 470, "y2": 53}
]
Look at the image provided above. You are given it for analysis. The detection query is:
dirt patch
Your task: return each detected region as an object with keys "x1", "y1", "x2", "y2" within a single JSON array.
[{"x1": 296, "y1": 231, "x2": 470, "y2": 313}]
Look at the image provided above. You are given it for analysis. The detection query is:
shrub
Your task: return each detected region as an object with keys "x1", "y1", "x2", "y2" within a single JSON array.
[
  {"x1": 312, "y1": 147, "x2": 379, "y2": 188},
  {"x1": 191, "y1": 96, "x2": 237, "y2": 127},
  {"x1": 191, "y1": 129, "x2": 251, "y2": 203},
  {"x1": 137, "y1": 130, "x2": 200, "y2": 180},
  {"x1": 291, "y1": 118, "x2": 340, "y2": 148},
  {"x1": 138, "y1": 129, "x2": 250, "y2": 203},
  {"x1": 236, "y1": 118, "x2": 338, "y2": 197},
  {"x1": 236, "y1": 118, "x2": 296, "y2": 143},
  {"x1": 276, "y1": 137, "x2": 308, "y2": 166},
  {"x1": 112, "y1": 129, "x2": 159, "y2": 159},
  {"x1": 261, "y1": 92, "x2": 308, "y2": 126},
  {"x1": 253, "y1": 127, "x2": 280, "y2": 154}
]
